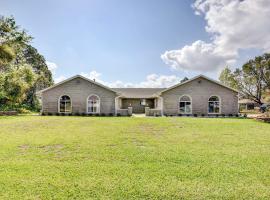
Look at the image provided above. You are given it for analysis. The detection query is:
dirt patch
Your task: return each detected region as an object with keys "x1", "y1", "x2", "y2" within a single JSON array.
[
  {"x1": 18, "y1": 144, "x2": 30, "y2": 150},
  {"x1": 38, "y1": 144, "x2": 64, "y2": 152},
  {"x1": 137, "y1": 122, "x2": 166, "y2": 137}
]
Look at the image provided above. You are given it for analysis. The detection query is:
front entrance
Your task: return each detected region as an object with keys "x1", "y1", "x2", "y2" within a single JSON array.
[{"x1": 121, "y1": 98, "x2": 155, "y2": 113}]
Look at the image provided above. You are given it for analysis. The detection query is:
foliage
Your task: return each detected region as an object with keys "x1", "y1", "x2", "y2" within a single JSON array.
[
  {"x1": 180, "y1": 77, "x2": 189, "y2": 83},
  {"x1": 0, "y1": 116, "x2": 270, "y2": 199},
  {"x1": 219, "y1": 53, "x2": 270, "y2": 104},
  {"x1": 0, "y1": 16, "x2": 53, "y2": 111}
]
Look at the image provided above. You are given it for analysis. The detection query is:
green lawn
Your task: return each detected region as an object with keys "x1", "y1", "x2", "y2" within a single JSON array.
[{"x1": 0, "y1": 116, "x2": 270, "y2": 199}]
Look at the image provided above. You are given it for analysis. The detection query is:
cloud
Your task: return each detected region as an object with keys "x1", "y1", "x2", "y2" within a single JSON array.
[
  {"x1": 162, "y1": 0, "x2": 270, "y2": 72},
  {"x1": 54, "y1": 75, "x2": 66, "y2": 83},
  {"x1": 80, "y1": 71, "x2": 101, "y2": 81},
  {"x1": 46, "y1": 61, "x2": 58, "y2": 75},
  {"x1": 161, "y1": 40, "x2": 235, "y2": 72},
  {"x1": 80, "y1": 70, "x2": 181, "y2": 88}
]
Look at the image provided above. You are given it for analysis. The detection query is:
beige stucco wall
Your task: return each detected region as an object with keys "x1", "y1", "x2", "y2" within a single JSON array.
[
  {"x1": 161, "y1": 77, "x2": 238, "y2": 115},
  {"x1": 41, "y1": 77, "x2": 117, "y2": 114}
]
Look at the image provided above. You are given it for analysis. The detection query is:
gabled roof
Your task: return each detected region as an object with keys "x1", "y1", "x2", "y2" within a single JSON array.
[
  {"x1": 113, "y1": 88, "x2": 165, "y2": 98},
  {"x1": 37, "y1": 75, "x2": 119, "y2": 94},
  {"x1": 159, "y1": 74, "x2": 238, "y2": 94}
]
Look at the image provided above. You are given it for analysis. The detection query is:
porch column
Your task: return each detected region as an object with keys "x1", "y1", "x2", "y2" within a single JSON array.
[
  {"x1": 115, "y1": 96, "x2": 121, "y2": 115},
  {"x1": 156, "y1": 97, "x2": 163, "y2": 116}
]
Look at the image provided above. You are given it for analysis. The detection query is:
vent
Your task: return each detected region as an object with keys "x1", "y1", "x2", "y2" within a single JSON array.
[{"x1": 76, "y1": 80, "x2": 81, "y2": 84}]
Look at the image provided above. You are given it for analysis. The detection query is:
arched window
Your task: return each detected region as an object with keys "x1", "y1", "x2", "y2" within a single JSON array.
[
  {"x1": 208, "y1": 96, "x2": 220, "y2": 114},
  {"x1": 87, "y1": 95, "x2": 100, "y2": 113},
  {"x1": 59, "y1": 95, "x2": 71, "y2": 113},
  {"x1": 179, "y1": 95, "x2": 192, "y2": 114}
]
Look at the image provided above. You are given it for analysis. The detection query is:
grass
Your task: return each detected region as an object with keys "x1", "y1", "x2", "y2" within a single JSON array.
[{"x1": 0, "y1": 116, "x2": 270, "y2": 199}]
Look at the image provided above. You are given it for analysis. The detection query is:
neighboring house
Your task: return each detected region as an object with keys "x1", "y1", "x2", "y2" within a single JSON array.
[
  {"x1": 238, "y1": 99, "x2": 261, "y2": 110},
  {"x1": 38, "y1": 74, "x2": 239, "y2": 116}
]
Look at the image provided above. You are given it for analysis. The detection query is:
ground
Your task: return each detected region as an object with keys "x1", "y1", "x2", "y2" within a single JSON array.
[{"x1": 0, "y1": 116, "x2": 270, "y2": 199}]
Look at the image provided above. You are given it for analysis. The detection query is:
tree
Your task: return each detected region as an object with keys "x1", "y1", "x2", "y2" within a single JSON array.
[
  {"x1": 219, "y1": 54, "x2": 270, "y2": 105},
  {"x1": 1, "y1": 65, "x2": 36, "y2": 106},
  {"x1": 219, "y1": 66, "x2": 237, "y2": 89},
  {"x1": 180, "y1": 77, "x2": 189, "y2": 83},
  {"x1": 0, "y1": 16, "x2": 53, "y2": 111}
]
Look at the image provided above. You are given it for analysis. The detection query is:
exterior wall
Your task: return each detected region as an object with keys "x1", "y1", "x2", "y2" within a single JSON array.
[
  {"x1": 161, "y1": 77, "x2": 238, "y2": 115},
  {"x1": 41, "y1": 77, "x2": 117, "y2": 114}
]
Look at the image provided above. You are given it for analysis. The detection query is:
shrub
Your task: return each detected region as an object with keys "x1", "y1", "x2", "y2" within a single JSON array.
[
  {"x1": 16, "y1": 108, "x2": 32, "y2": 114},
  {"x1": 100, "y1": 113, "x2": 106, "y2": 117},
  {"x1": 41, "y1": 112, "x2": 46, "y2": 116},
  {"x1": 117, "y1": 113, "x2": 121, "y2": 117},
  {"x1": 178, "y1": 113, "x2": 182, "y2": 117},
  {"x1": 109, "y1": 113, "x2": 114, "y2": 116},
  {"x1": 48, "y1": 112, "x2": 53, "y2": 116},
  {"x1": 216, "y1": 114, "x2": 219, "y2": 117},
  {"x1": 228, "y1": 114, "x2": 233, "y2": 117},
  {"x1": 56, "y1": 113, "x2": 60, "y2": 116},
  {"x1": 193, "y1": 114, "x2": 197, "y2": 117},
  {"x1": 87, "y1": 113, "x2": 93, "y2": 117},
  {"x1": 201, "y1": 114, "x2": 205, "y2": 117},
  {"x1": 235, "y1": 114, "x2": 239, "y2": 117},
  {"x1": 81, "y1": 113, "x2": 86, "y2": 116},
  {"x1": 94, "y1": 113, "x2": 100, "y2": 117},
  {"x1": 221, "y1": 114, "x2": 225, "y2": 117},
  {"x1": 75, "y1": 112, "x2": 80, "y2": 116}
]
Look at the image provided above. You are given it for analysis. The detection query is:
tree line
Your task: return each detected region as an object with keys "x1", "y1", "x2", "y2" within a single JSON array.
[{"x1": 0, "y1": 16, "x2": 53, "y2": 112}]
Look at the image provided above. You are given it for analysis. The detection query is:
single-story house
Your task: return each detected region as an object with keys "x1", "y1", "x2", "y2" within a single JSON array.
[
  {"x1": 38, "y1": 74, "x2": 239, "y2": 116},
  {"x1": 238, "y1": 99, "x2": 261, "y2": 110}
]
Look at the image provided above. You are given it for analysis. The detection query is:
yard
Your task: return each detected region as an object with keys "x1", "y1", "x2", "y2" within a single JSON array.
[{"x1": 0, "y1": 116, "x2": 270, "y2": 199}]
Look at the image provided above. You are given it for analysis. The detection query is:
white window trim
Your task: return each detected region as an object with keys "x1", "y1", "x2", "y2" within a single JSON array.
[
  {"x1": 86, "y1": 94, "x2": 100, "y2": 114},
  {"x1": 179, "y1": 95, "x2": 192, "y2": 114},
  {"x1": 208, "y1": 95, "x2": 221, "y2": 114},
  {"x1": 58, "y1": 95, "x2": 72, "y2": 113}
]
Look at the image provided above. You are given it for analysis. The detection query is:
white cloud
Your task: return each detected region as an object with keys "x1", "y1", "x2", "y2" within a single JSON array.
[
  {"x1": 162, "y1": 0, "x2": 270, "y2": 72},
  {"x1": 161, "y1": 40, "x2": 235, "y2": 72},
  {"x1": 80, "y1": 70, "x2": 181, "y2": 88},
  {"x1": 80, "y1": 71, "x2": 101, "y2": 81},
  {"x1": 54, "y1": 75, "x2": 66, "y2": 83},
  {"x1": 46, "y1": 61, "x2": 58, "y2": 75}
]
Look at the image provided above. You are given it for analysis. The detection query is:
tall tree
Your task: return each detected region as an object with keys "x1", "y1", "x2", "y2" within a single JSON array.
[
  {"x1": 219, "y1": 54, "x2": 270, "y2": 105},
  {"x1": 219, "y1": 66, "x2": 237, "y2": 89},
  {"x1": 0, "y1": 16, "x2": 53, "y2": 111}
]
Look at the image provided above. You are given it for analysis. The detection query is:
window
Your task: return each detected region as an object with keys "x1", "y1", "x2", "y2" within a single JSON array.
[
  {"x1": 87, "y1": 95, "x2": 100, "y2": 113},
  {"x1": 208, "y1": 96, "x2": 220, "y2": 114},
  {"x1": 179, "y1": 95, "x2": 192, "y2": 114},
  {"x1": 59, "y1": 95, "x2": 71, "y2": 113}
]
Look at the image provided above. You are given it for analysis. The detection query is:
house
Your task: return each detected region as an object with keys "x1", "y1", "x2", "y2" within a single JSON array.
[
  {"x1": 238, "y1": 99, "x2": 261, "y2": 110},
  {"x1": 38, "y1": 74, "x2": 239, "y2": 116}
]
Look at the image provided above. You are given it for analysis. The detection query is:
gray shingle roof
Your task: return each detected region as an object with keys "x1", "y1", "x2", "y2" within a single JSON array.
[{"x1": 112, "y1": 88, "x2": 166, "y2": 98}]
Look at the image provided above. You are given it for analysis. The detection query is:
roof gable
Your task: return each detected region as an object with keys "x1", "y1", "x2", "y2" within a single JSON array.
[
  {"x1": 37, "y1": 75, "x2": 118, "y2": 94},
  {"x1": 160, "y1": 75, "x2": 238, "y2": 94}
]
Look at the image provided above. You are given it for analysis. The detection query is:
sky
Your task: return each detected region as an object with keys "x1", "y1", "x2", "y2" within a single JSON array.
[{"x1": 0, "y1": 0, "x2": 269, "y2": 87}]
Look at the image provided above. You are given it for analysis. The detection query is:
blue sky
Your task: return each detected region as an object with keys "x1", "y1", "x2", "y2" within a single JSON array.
[{"x1": 0, "y1": 0, "x2": 268, "y2": 87}]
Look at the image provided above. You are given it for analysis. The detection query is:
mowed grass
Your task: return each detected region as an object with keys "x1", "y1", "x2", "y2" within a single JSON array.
[{"x1": 0, "y1": 116, "x2": 270, "y2": 199}]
